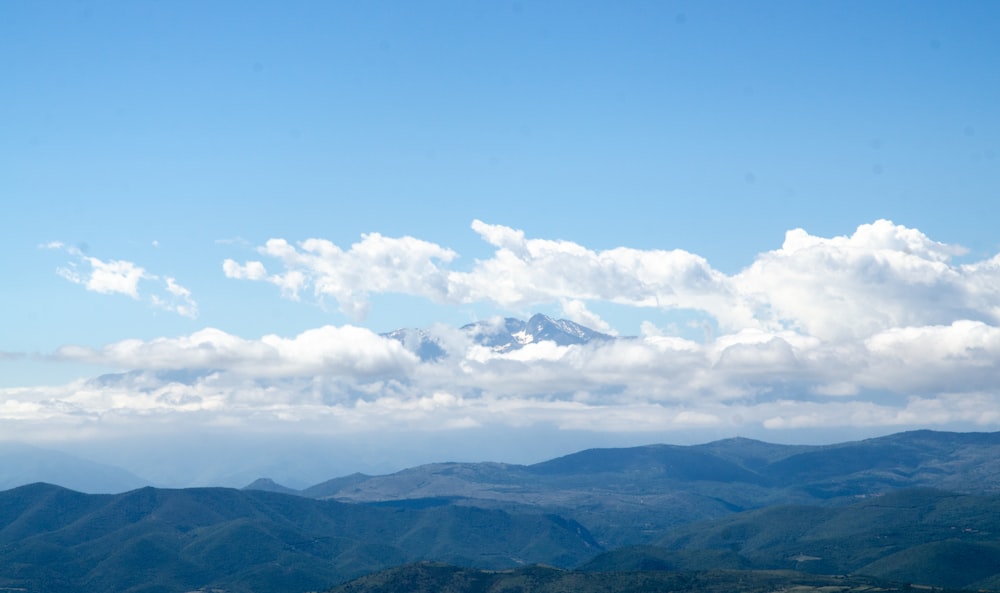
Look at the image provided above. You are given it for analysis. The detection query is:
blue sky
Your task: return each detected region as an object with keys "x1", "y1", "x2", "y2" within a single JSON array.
[{"x1": 2, "y1": 1, "x2": 1000, "y2": 483}]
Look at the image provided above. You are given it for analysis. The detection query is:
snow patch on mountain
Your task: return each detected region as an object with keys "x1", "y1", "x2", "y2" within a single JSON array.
[{"x1": 384, "y1": 314, "x2": 615, "y2": 361}]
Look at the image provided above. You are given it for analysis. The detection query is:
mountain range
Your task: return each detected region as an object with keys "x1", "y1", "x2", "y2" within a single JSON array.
[
  {"x1": 248, "y1": 429, "x2": 1000, "y2": 547},
  {"x1": 5, "y1": 316, "x2": 1000, "y2": 591},
  {"x1": 4, "y1": 430, "x2": 1000, "y2": 592}
]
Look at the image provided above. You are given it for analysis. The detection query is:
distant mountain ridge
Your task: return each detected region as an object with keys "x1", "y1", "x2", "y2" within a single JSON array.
[
  {"x1": 382, "y1": 313, "x2": 614, "y2": 360},
  {"x1": 0, "y1": 442, "x2": 148, "y2": 493},
  {"x1": 247, "y1": 430, "x2": 1000, "y2": 547},
  {"x1": 4, "y1": 483, "x2": 999, "y2": 592},
  {"x1": 6, "y1": 430, "x2": 1000, "y2": 592}
]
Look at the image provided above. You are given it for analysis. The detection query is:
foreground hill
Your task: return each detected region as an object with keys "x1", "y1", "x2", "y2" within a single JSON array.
[
  {"x1": 254, "y1": 430, "x2": 1000, "y2": 547},
  {"x1": 0, "y1": 483, "x2": 599, "y2": 593},
  {"x1": 654, "y1": 488, "x2": 1000, "y2": 589},
  {"x1": 324, "y1": 488, "x2": 1000, "y2": 592},
  {"x1": 321, "y1": 562, "x2": 951, "y2": 593},
  {"x1": 6, "y1": 431, "x2": 1000, "y2": 592}
]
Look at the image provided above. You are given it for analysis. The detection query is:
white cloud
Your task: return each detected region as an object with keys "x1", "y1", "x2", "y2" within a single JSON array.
[
  {"x1": 221, "y1": 221, "x2": 734, "y2": 324},
  {"x1": 733, "y1": 220, "x2": 991, "y2": 340},
  {"x1": 56, "y1": 325, "x2": 418, "y2": 378},
  {"x1": 34, "y1": 311, "x2": 1000, "y2": 433},
  {"x1": 47, "y1": 244, "x2": 199, "y2": 318},
  {"x1": 12, "y1": 220, "x2": 1000, "y2": 451},
  {"x1": 224, "y1": 234, "x2": 457, "y2": 320},
  {"x1": 224, "y1": 219, "x2": 1000, "y2": 344},
  {"x1": 7, "y1": 348, "x2": 1000, "y2": 443},
  {"x1": 223, "y1": 259, "x2": 268, "y2": 280},
  {"x1": 204, "y1": 219, "x2": 1000, "y2": 418},
  {"x1": 451, "y1": 220, "x2": 733, "y2": 316},
  {"x1": 151, "y1": 277, "x2": 198, "y2": 318},
  {"x1": 55, "y1": 249, "x2": 149, "y2": 299},
  {"x1": 559, "y1": 299, "x2": 617, "y2": 335}
]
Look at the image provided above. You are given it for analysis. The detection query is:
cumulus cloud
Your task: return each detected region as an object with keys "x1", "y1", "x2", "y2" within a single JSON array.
[
  {"x1": 224, "y1": 219, "x2": 1000, "y2": 342},
  {"x1": 734, "y1": 220, "x2": 991, "y2": 340},
  {"x1": 224, "y1": 234, "x2": 457, "y2": 320},
  {"x1": 451, "y1": 219, "x2": 734, "y2": 316},
  {"x1": 204, "y1": 219, "x2": 1000, "y2": 424},
  {"x1": 58, "y1": 253, "x2": 148, "y2": 298},
  {"x1": 46, "y1": 244, "x2": 199, "y2": 318}
]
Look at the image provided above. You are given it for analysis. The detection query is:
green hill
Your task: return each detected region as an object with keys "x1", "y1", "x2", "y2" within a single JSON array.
[
  {"x1": 7, "y1": 430, "x2": 1000, "y2": 592},
  {"x1": 0, "y1": 483, "x2": 600, "y2": 593}
]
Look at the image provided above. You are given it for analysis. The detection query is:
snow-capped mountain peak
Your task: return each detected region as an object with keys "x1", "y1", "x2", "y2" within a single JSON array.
[{"x1": 382, "y1": 314, "x2": 614, "y2": 360}]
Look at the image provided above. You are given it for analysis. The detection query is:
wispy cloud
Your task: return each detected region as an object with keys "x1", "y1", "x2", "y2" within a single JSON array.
[
  {"x1": 223, "y1": 233, "x2": 457, "y2": 320},
  {"x1": 44, "y1": 243, "x2": 199, "y2": 318}
]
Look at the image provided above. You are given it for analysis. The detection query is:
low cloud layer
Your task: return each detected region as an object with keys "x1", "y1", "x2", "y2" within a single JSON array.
[{"x1": 11, "y1": 221, "x2": 1000, "y2": 447}]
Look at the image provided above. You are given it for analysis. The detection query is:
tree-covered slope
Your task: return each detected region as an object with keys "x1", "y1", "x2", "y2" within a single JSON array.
[
  {"x1": 655, "y1": 488, "x2": 1000, "y2": 588},
  {"x1": 321, "y1": 562, "x2": 949, "y2": 593},
  {"x1": 0, "y1": 483, "x2": 600, "y2": 593}
]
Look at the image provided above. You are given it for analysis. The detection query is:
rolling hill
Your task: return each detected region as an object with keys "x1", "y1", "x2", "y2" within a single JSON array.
[
  {"x1": 654, "y1": 488, "x2": 1000, "y2": 589},
  {"x1": 321, "y1": 488, "x2": 1000, "y2": 592},
  {"x1": 0, "y1": 483, "x2": 600, "y2": 593},
  {"x1": 6, "y1": 430, "x2": 1000, "y2": 592}
]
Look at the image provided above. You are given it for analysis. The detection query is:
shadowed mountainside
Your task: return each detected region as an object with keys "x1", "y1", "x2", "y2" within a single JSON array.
[
  {"x1": 320, "y1": 488, "x2": 1000, "y2": 592},
  {"x1": 6, "y1": 431, "x2": 1000, "y2": 593},
  {"x1": 320, "y1": 562, "x2": 960, "y2": 593},
  {"x1": 0, "y1": 483, "x2": 600, "y2": 593},
  {"x1": 654, "y1": 487, "x2": 1000, "y2": 590}
]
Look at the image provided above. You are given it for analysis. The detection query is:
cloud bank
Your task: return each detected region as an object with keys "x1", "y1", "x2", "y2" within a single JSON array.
[
  {"x1": 12, "y1": 220, "x2": 1000, "y2": 446},
  {"x1": 224, "y1": 219, "x2": 1000, "y2": 341}
]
